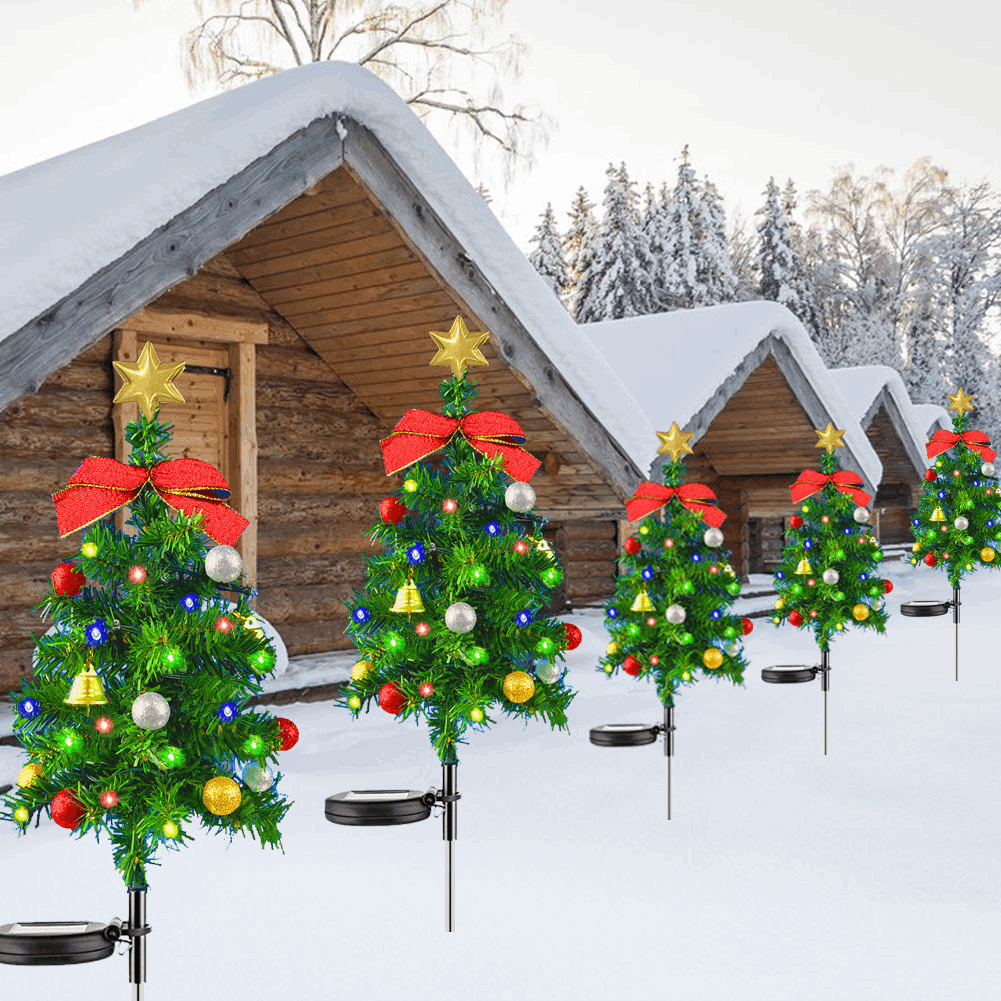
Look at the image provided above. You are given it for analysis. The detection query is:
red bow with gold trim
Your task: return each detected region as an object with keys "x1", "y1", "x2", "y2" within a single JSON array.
[
  {"x1": 380, "y1": 409, "x2": 540, "y2": 481},
  {"x1": 789, "y1": 469, "x2": 872, "y2": 507},
  {"x1": 625, "y1": 482, "x2": 726, "y2": 527},
  {"x1": 53, "y1": 457, "x2": 249, "y2": 546},
  {"x1": 925, "y1": 429, "x2": 997, "y2": 462}
]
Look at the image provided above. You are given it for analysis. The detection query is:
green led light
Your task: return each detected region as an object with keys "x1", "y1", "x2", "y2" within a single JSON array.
[{"x1": 348, "y1": 695, "x2": 362, "y2": 710}]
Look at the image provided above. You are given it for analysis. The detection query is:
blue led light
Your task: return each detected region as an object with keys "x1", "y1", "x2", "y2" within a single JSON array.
[
  {"x1": 407, "y1": 543, "x2": 426, "y2": 565},
  {"x1": 937, "y1": 490, "x2": 946, "y2": 499},
  {"x1": 484, "y1": 521, "x2": 501, "y2": 536},
  {"x1": 710, "y1": 609, "x2": 722, "y2": 620},
  {"x1": 216, "y1": 701, "x2": 238, "y2": 723},
  {"x1": 776, "y1": 571, "x2": 785, "y2": 580},
  {"x1": 515, "y1": 609, "x2": 533, "y2": 628},
  {"x1": 843, "y1": 528, "x2": 852, "y2": 535},
  {"x1": 17, "y1": 698, "x2": 39, "y2": 720},
  {"x1": 85, "y1": 618, "x2": 109, "y2": 647},
  {"x1": 607, "y1": 607, "x2": 619, "y2": 618},
  {"x1": 858, "y1": 572, "x2": 868, "y2": 581},
  {"x1": 989, "y1": 520, "x2": 995, "y2": 528},
  {"x1": 911, "y1": 519, "x2": 920, "y2": 527},
  {"x1": 691, "y1": 554, "x2": 701, "y2": 562},
  {"x1": 641, "y1": 567, "x2": 654, "y2": 580},
  {"x1": 352, "y1": 607, "x2": 371, "y2": 624},
  {"x1": 180, "y1": 592, "x2": 200, "y2": 612},
  {"x1": 804, "y1": 538, "x2": 813, "y2": 549}
]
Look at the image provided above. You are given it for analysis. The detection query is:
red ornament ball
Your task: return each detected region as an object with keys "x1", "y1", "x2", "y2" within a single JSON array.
[
  {"x1": 379, "y1": 497, "x2": 408, "y2": 524},
  {"x1": 623, "y1": 536, "x2": 641, "y2": 555},
  {"x1": 276, "y1": 717, "x2": 299, "y2": 751},
  {"x1": 378, "y1": 682, "x2": 407, "y2": 715},
  {"x1": 925, "y1": 469, "x2": 936, "y2": 482},
  {"x1": 883, "y1": 580, "x2": 894, "y2": 594},
  {"x1": 415, "y1": 621, "x2": 431, "y2": 636},
  {"x1": 924, "y1": 553, "x2": 938, "y2": 567},
  {"x1": 418, "y1": 682, "x2": 434, "y2": 699},
  {"x1": 788, "y1": 610, "x2": 804, "y2": 627},
  {"x1": 789, "y1": 515, "x2": 803, "y2": 529},
  {"x1": 51, "y1": 563, "x2": 86, "y2": 598},
  {"x1": 128, "y1": 565, "x2": 147, "y2": 584},
  {"x1": 512, "y1": 539, "x2": 529, "y2": 555},
  {"x1": 215, "y1": 616, "x2": 233, "y2": 633},
  {"x1": 95, "y1": 716, "x2": 114, "y2": 734},
  {"x1": 649, "y1": 655, "x2": 660, "y2": 666},
  {"x1": 442, "y1": 498, "x2": 458, "y2": 514},
  {"x1": 99, "y1": 790, "x2": 119, "y2": 809},
  {"x1": 622, "y1": 656, "x2": 642, "y2": 676},
  {"x1": 741, "y1": 617, "x2": 754, "y2": 635},
  {"x1": 564, "y1": 623, "x2": 583, "y2": 650},
  {"x1": 51, "y1": 789, "x2": 85, "y2": 830}
]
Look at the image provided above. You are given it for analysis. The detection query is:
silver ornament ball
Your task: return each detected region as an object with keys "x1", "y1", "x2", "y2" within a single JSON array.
[
  {"x1": 444, "y1": 601, "x2": 477, "y2": 633},
  {"x1": 205, "y1": 545, "x2": 243, "y2": 582},
  {"x1": 131, "y1": 692, "x2": 170, "y2": 731},
  {"x1": 852, "y1": 507, "x2": 870, "y2": 524},
  {"x1": 703, "y1": 527, "x2": 725, "y2": 548},
  {"x1": 242, "y1": 763, "x2": 275, "y2": 792},
  {"x1": 665, "y1": 603, "x2": 687, "y2": 625},
  {"x1": 822, "y1": 568, "x2": 840, "y2": 585},
  {"x1": 536, "y1": 661, "x2": 563, "y2": 684},
  {"x1": 982, "y1": 462, "x2": 996, "y2": 477},
  {"x1": 504, "y1": 482, "x2": 536, "y2": 513},
  {"x1": 724, "y1": 642, "x2": 739, "y2": 656},
  {"x1": 954, "y1": 516, "x2": 969, "y2": 531}
]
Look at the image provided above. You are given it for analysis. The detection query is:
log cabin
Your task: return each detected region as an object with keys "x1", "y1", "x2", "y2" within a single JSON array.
[
  {"x1": 0, "y1": 62, "x2": 655, "y2": 697},
  {"x1": 580, "y1": 302, "x2": 885, "y2": 579}
]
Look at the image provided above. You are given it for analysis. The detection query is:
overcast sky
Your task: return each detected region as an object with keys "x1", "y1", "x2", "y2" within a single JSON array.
[{"x1": 2, "y1": 0, "x2": 998, "y2": 251}]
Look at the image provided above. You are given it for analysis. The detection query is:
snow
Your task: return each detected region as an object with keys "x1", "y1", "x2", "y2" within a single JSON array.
[
  {"x1": 0, "y1": 61, "x2": 653, "y2": 474},
  {"x1": 912, "y1": 402, "x2": 953, "y2": 439},
  {"x1": 3, "y1": 558, "x2": 1000, "y2": 1000},
  {"x1": 829, "y1": 364, "x2": 939, "y2": 470},
  {"x1": 581, "y1": 301, "x2": 884, "y2": 491}
]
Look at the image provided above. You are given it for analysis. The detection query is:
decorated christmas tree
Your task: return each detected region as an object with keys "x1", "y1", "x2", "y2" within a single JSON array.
[
  {"x1": 340, "y1": 317, "x2": 577, "y2": 758},
  {"x1": 909, "y1": 388, "x2": 999, "y2": 582},
  {"x1": 0, "y1": 344, "x2": 293, "y2": 982},
  {"x1": 904, "y1": 387, "x2": 999, "y2": 679},
  {"x1": 767, "y1": 422, "x2": 889, "y2": 750},
  {"x1": 594, "y1": 423, "x2": 749, "y2": 817}
]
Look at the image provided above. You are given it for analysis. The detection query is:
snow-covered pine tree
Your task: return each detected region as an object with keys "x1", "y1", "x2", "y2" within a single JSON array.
[
  {"x1": 528, "y1": 202, "x2": 569, "y2": 300},
  {"x1": 696, "y1": 177, "x2": 737, "y2": 305},
  {"x1": 564, "y1": 186, "x2": 598, "y2": 321},
  {"x1": 576, "y1": 162, "x2": 653, "y2": 322},
  {"x1": 660, "y1": 146, "x2": 706, "y2": 311},
  {"x1": 641, "y1": 183, "x2": 669, "y2": 314}
]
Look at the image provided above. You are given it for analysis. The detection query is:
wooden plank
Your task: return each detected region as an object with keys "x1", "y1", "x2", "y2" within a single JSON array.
[
  {"x1": 122, "y1": 308, "x2": 268, "y2": 344},
  {"x1": 153, "y1": 273, "x2": 274, "y2": 319},
  {"x1": 283, "y1": 289, "x2": 459, "y2": 330},
  {"x1": 263, "y1": 262, "x2": 433, "y2": 309},
  {"x1": 248, "y1": 245, "x2": 418, "y2": 295},
  {"x1": 258, "y1": 553, "x2": 379, "y2": 588},
  {"x1": 235, "y1": 229, "x2": 400, "y2": 281},
  {"x1": 112, "y1": 330, "x2": 140, "y2": 538},
  {"x1": 0, "y1": 115, "x2": 345, "y2": 415},
  {"x1": 231, "y1": 168, "x2": 360, "y2": 231},
  {"x1": 234, "y1": 196, "x2": 381, "y2": 251},
  {"x1": 275, "y1": 276, "x2": 446, "y2": 321},
  {"x1": 230, "y1": 341, "x2": 258, "y2": 592}
]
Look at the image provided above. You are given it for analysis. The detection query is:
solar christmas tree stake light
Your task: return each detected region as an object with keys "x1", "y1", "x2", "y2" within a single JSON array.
[
  {"x1": 591, "y1": 423, "x2": 748, "y2": 819},
  {"x1": 900, "y1": 388, "x2": 999, "y2": 681},
  {"x1": 762, "y1": 422, "x2": 889, "y2": 753},
  {"x1": 325, "y1": 318, "x2": 577, "y2": 932}
]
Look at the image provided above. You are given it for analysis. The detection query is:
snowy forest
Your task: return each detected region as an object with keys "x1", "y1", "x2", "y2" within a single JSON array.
[{"x1": 528, "y1": 149, "x2": 1001, "y2": 436}]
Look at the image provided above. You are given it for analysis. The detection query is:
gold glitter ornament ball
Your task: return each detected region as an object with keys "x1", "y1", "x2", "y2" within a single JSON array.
[
  {"x1": 605, "y1": 641, "x2": 619, "y2": 656},
  {"x1": 702, "y1": 648, "x2": 723, "y2": 670},
  {"x1": 351, "y1": 659, "x2": 372, "y2": 681},
  {"x1": 851, "y1": 604, "x2": 870, "y2": 622},
  {"x1": 982, "y1": 547, "x2": 996, "y2": 562},
  {"x1": 502, "y1": 671, "x2": 535, "y2": 704},
  {"x1": 202, "y1": 776, "x2": 242, "y2": 816},
  {"x1": 17, "y1": 763, "x2": 43, "y2": 788}
]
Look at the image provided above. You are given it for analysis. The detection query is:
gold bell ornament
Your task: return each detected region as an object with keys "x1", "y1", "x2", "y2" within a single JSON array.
[
  {"x1": 630, "y1": 589, "x2": 655, "y2": 613},
  {"x1": 795, "y1": 557, "x2": 813, "y2": 575},
  {"x1": 390, "y1": 577, "x2": 426, "y2": 614},
  {"x1": 930, "y1": 507, "x2": 946, "y2": 522},
  {"x1": 231, "y1": 611, "x2": 266, "y2": 641},
  {"x1": 64, "y1": 653, "x2": 108, "y2": 709},
  {"x1": 534, "y1": 538, "x2": 556, "y2": 561}
]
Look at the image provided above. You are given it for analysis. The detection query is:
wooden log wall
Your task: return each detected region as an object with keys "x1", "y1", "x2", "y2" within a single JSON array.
[
  {"x1": 0, "y1": 336, "x2": 115, "y2": 693},
  {"x1": 547, "y1": 519, "x2": 617, "y2": 608}
]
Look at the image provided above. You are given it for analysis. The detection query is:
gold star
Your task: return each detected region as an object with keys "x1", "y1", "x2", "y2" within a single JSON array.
[
  {"x1": 429, "y1": 316, "x2": 490, "y2": 379},
  {"x1": 814, "y1": 421, "x2": 846, "y2": 454},
  {"x1": 947, "y1": 387, "x2": 975, "y2": 414},
  {"x1": 112, "y1": 342, "x2": 185, "y2": 419},
  {"x1": 655, "y1": 422, "x2": 694, "y2": 462}
]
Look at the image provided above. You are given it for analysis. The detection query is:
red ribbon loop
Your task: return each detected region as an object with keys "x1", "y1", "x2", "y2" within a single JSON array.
[
  {"x1": 926, "y1": 429, "x2": 997, "y2": 463},
  {"x1": 789, "y1": 469, "x2": 872, "y2": 507},
  {"x1": 380, "y1": 409, "x2": 541, "y2": 481},
  {"x1": 53, "y1": 457, "x2": 249, "y2": 546},
  {"x1": 625, "y1": 481, "x2": 726, "y2": 528}
]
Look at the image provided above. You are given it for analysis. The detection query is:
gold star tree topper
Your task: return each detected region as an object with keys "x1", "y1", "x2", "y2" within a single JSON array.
[
  {"x1": 429, "y1": 316, "x2": 490, "y2": 379},
  {"x1": 655, "y1": 422, "x2": 694, "y2": 462},
  {"x1": 112, "y1": 342, "x2": 186, "y2": 419},
  {"x1": 814, "y1": 421, "x2": 846, "y2": 454},
  {"x1": 947, "y1": 387, "x2": 975, "y2": 414}
]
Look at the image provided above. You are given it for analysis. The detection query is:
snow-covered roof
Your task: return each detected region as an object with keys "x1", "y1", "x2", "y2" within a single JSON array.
[
  {"x1": 0, "y1": 61, "x2": 652, "y2": 476},
  {"x1": 579, "y1": 301, "x2": 884, "y2": 495},
  {"x1": 911, "y1": 403, "x2": 952, "y2": 440},
  {"x1": 828, "y1": 364, "x2": 930, "y2": 477}
]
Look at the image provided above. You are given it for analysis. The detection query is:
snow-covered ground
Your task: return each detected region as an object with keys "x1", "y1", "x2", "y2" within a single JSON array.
[{"x1": 2, "y1": 559, "x2": 999, "y2": 1000}]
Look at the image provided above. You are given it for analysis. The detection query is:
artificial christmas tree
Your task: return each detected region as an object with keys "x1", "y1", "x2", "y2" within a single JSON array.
[
  {"x1": 901, "y1": 388, "x2": 999, "y2": 679},
  {"x1": 763, "y1": 422, "x2": 888, "y2": 752},
  {"x1": 325, "y1": 317, "x2": 576, "y2": 931},
  {"x1": 0, "y1": 344, "x2": 293, "y2": 997},
  {"x1": 592, "y1": 423, "x2": 748, "y2": 818}
]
